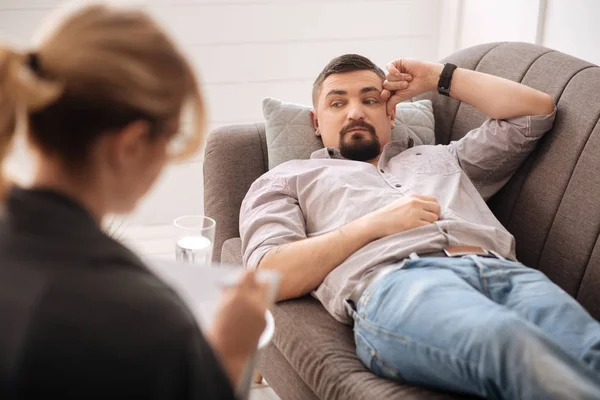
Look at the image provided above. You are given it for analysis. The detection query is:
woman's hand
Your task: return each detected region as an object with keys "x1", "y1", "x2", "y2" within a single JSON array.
[{"x1": 207, "y1": 270, "x2": 269, "y2": 387}]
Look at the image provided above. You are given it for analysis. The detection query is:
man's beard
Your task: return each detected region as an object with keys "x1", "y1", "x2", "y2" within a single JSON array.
[{"x1": 339, "y1": 120, "x2": 381, "y2": 162}]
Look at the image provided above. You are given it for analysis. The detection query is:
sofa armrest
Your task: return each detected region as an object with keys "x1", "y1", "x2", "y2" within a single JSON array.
[
  {"x1": 204, "y1": 123, "x2": 268, "y2": 263},
  {"x1": 221, "y1": 237, "x2": 243, "y2": 265}
]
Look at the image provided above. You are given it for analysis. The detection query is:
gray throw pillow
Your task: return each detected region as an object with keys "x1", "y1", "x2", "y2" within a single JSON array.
[{"x1": 263, "y1": 97, "x2": 435, "y2": 169}]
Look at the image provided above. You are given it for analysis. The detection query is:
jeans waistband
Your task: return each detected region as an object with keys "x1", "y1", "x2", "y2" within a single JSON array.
[{"x1": 347, "y1": 246, "x2": 502, "y2": 312}]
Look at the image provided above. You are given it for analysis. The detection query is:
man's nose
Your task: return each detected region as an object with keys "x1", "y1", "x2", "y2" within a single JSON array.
[{"x1": 347, "y1": 102, "x2": 366, "y2": 121}]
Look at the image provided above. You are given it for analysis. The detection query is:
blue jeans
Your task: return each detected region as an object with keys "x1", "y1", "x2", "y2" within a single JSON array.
[{"x1": 350, "y1": 256, "x2": 600, "y2": 400}]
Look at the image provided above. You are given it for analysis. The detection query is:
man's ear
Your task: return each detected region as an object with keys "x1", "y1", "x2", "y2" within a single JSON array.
[
  {"x1": 389, "y1": 104, "x2": 397, "y2": 129},
  {"x1": 310, "y1": 109, "x2": 320, "y2": 136}
]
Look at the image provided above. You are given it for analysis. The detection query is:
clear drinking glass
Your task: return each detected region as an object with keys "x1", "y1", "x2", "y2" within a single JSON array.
[{"x1": 174, "y1": 215, "x2": 216, "y2": 266}]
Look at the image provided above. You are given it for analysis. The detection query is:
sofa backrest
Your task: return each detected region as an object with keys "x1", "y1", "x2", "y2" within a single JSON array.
[{"x1": 204, "y1": 42, "x2": 600, "y2": 319}]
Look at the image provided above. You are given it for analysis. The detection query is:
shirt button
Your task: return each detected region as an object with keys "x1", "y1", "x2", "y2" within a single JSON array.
[
  {"x1": 416, "y1": 152, "x2": 422, "y2": 156},
  {"x1": 379, "y1": 169, "x2": 385, "y2": 173},
  {"x1": 395, "y1": 184, "x2": 402, "y2": 188}
]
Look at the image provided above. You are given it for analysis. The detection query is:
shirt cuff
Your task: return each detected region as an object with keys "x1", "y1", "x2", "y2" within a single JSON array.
[
  {"x1": 524, "y1": 104, "x2": 557, "y2": 138},
  {"x1": 245, "y1": 245, "x2": 274, "y2": 270}
]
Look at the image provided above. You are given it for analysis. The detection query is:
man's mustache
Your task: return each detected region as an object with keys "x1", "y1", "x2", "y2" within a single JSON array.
[{"x1": 340, "y1": 121, "x2": 376, "y2": 137}]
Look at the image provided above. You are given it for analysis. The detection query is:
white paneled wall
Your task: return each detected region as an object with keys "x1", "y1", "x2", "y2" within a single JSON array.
[
  {"x1": 441, "y1": 0, "x2": 600, "y2": 66},
  {"x1": 543, "y1": 0, "x2": 600, "y2": 66},
  {"x1": 437, "y1": 0, "x2": 542, "y2": 59},
  {"x1": 0, "y1": 0, "x2": 442, "y2": 225},
  {"x1": 456, "y1": 0, "x2": 540, "y2": 51}
]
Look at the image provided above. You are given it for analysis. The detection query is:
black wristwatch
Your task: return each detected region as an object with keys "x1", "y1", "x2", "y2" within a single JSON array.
[{"x1": 437, "y1": 63, "x2": 457, "y2": 97}]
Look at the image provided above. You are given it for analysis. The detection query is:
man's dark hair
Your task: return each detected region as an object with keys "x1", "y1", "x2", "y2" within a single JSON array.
[{"x1": 312, "y1": 54, "x2": 385, "y2": 106}]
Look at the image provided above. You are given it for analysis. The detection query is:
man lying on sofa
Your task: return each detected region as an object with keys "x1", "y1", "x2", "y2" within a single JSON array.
[{"x1": 240, "y1": 54, "x2": 600, "y2": 399}]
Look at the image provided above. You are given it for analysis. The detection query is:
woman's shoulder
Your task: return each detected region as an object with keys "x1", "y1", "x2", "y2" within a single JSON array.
[{"x1": 56, "y1": 256, "x2": 198, "y2": 335}]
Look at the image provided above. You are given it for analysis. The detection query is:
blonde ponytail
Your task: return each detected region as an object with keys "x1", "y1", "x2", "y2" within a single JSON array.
[
  {"x1": 0, "y1": 49, "x2": 62, "y2": 200},
  {"x1": 1, "y1": 3, "x2": 207, "y2": 199}
]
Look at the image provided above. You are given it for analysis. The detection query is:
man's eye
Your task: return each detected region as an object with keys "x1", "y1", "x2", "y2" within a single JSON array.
[
  {"x1": 364, "y1": 99, "x2": 379, "y2": 105},
  {"x1": 331, "y1": 102, "x2": 344, "y2": 108}
]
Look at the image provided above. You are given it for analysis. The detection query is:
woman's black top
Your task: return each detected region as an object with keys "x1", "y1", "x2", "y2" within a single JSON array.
[{"x1": 0, "y1": 188, "x2": 235, "y2": 399}]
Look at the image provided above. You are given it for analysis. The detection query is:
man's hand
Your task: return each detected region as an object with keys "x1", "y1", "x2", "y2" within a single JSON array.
[
  {"x1": 381, "y1": 58, "x2": 443, "y2": 115},
  {"x1": 382, "y1": 56, "x2": 554, "y2": 120},
  {"x1": 256, "y1": 193, "x2": 441, "y2": 302},
  {"x1": 363, "y1": 194, "x2": 441, "y2": 239}
]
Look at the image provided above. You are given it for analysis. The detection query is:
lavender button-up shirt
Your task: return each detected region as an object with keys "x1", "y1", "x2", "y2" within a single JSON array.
[{"x1": 241, "y1": 108, "x2": 556, "y2": 324}]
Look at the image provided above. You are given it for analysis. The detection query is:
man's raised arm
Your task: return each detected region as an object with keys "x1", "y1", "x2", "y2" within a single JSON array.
[{"x1": 382, "y1": 58, "x2": 554, "y2": 119}]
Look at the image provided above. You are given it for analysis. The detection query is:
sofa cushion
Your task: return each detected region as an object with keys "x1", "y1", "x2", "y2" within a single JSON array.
[
  {"x1": 263, "y1": 97, "x2": 435, "y2": 169},
  {"x1": 221, "y1": 237, "x2": 243, "y2": 265},
  {"x1": 204, "y1": 123, "x2": 268, "y2": 263},
  {"x1": 258, "y1": 343, "x2": 320, "y2": 400}
]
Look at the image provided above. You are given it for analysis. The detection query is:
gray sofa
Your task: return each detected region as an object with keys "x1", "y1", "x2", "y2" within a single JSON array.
[{"x1": 204, "y1": 42, "x2": 600, "y2": 399}]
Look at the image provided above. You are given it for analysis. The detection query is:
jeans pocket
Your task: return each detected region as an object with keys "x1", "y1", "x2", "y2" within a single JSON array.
[{"x1": 355, "y1": 328, "x2": 402, "y2": 380}]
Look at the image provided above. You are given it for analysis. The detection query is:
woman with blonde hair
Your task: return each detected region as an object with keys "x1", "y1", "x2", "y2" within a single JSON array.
[{"x1": 0, "y1": 3, "x2": 267, "y2": 399}]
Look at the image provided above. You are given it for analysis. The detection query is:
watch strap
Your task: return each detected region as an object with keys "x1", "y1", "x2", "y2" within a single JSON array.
[{"x1": 438, "y1": 63, "x2": 457, "y2": 96}]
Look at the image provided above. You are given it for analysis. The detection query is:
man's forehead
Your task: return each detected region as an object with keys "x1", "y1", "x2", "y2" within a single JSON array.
[{"x1": 321, "y1": 70, "x2": 384, "y2": 95}]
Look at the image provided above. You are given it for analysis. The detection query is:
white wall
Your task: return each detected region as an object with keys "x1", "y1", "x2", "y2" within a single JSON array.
[
  {"x1": 438, "y1": 0, "x2": 543, "y2": 59},
  {"x1": 543, "y1": 0, "x2": 600, "y2": 66},
  {"x1": 0, "y1": 0, "x2": 442, "y2": 226},
  {"x1": 440, "y1": 0, "x2": 600, "y2": 66},
  {"x1": 457, "y1": 0, "x2": 540, "y2": 50}
]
